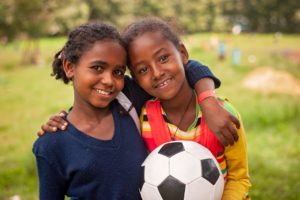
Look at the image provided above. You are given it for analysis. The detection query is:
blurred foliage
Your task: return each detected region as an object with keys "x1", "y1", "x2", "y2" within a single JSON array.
[{"x1": 1, "y1": 0, "x2": 300, "y2": 42}]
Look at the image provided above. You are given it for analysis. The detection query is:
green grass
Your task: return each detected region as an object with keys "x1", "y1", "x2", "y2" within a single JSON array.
[
  {"x1": 0, "y1": 34, "x2": 300, "y2": 199},
  {"x1": 0, "y1": 66, "x2": 72, "y2": 200}
]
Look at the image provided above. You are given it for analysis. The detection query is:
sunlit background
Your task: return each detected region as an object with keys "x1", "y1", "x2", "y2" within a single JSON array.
[{"x1": 0, "y1": 0, "x2": 299, "y2": 199}]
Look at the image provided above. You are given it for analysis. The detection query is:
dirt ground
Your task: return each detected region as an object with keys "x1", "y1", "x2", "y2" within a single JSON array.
[{"x1": 242, "y1": 67, "x2": 300, "y2": 96}]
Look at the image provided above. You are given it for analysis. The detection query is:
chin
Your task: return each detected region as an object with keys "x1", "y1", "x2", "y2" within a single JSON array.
[
  {"x1": 92, "y1": 100, "x2": 112, "y2": 109},
  {"x1": 156, "y1": 92, "x2": 177, "y2": 101}
]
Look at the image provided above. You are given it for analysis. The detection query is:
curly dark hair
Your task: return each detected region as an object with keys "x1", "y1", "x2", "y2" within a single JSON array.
[
  {"x1": 121, "y1": 17, "x2": 181, "y2": 66},
  {"x1": 52, "y1": 22, "x2": 125, "y2": 84}
]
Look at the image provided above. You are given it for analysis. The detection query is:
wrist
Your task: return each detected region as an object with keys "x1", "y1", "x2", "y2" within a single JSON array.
[{"x1": 197, "y1": 90, "x2": 216, "y2": 105}]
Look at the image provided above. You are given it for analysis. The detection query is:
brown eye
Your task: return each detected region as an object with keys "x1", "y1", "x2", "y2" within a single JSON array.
[
  {"x1": 138, "y1": 66, "x2": 149, "y2": 75},
  {"x1": 159, "y1": 55, "x2": 169, "y2": 63},
  {"x1": 91, "y1": 65, "x2": 104, "y2": 72},
  {"x1": 114, "y1": 69, "x2": 125, "y2": 77}
]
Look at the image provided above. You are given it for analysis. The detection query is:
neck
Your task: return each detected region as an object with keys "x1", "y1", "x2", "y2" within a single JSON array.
[
  {"x1": 68, "y1": 101, "x2": 111, "y2": 126},
  {"x1": 67, "y1": 101, "x2": 115, "y2": 140},
  {"x1": 161, "y1": 80, "x2": 194, "y2": 114},
  {"x1": 159, "y1": 79, "x2": 197, "y2": 131}
]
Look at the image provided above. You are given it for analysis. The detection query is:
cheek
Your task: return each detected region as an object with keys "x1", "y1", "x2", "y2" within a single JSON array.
[
  {"x1": 136, "y1": 75, "x2": 153, "y2": 92},
  {"x1": 115, "y1": 78, "x2": 125, "y2": 91},
  {"x1": 172, "y1": 60, "x2": 186, "y2": 77}
]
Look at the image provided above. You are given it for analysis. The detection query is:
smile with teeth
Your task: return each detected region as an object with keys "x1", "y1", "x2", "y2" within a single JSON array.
[
  {"x1": 95, "y1": 89, "x2": 113, "y2": 95},
  {"x1": 156, "y1": 78, "x2": 172, "y2": 88}
]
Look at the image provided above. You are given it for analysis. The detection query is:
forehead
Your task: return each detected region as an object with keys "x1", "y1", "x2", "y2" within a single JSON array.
[
  {"x1": 80, "y1": 40, "x2": 127, "y2": 64},
  {"x1": 130, "y1": 31, "x2": 166, "y2": 48},
  {"x1": 128, "y1": 31, "x2": 177, "y2": 56}
]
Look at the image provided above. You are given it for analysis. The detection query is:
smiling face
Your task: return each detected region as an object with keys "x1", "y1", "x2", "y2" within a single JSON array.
[
  {"x1": 64, "y1": 40, "x2": 126, "y2": 109},
  {"x1": 128, "y1": 31, "x2": 189, "y2": 100}
]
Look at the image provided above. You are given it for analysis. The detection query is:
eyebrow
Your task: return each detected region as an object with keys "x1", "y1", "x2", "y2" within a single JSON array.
[
  {"x1": 116, "y1": 64, "x2": 126, "y2": 70},
  {"x1": 90, "y1": 60, "x2": 126, "y2": 69},
  {"x1": 153, "y1": 48, "x2": 167, "y2": 57},
  {"x1": 132, "y1": 48, "x2": 167, "y2": 67},
  {"x1": 90, "y1": 60, "x2": 107, "y2": 66}
]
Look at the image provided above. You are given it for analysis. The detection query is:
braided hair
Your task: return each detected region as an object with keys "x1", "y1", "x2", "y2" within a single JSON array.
[{"x1": 52, "y1": 22, "x2": 125, "y2": 84}]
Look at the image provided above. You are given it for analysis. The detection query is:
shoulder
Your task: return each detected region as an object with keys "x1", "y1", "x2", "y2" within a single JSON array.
[
  {"x1": 140, "y1": 106, "x2": 147, "y2": 121},
  {"x1": 141, "y1": 97, "x2": 159, "y2": 114},
  {"x1": 145, "y1": 97, "x2": 159, "y2": 106},
  {"x1": 32, "y1": 130, "x2": 68, "y2": 157},
  {"x1": 217, "y1": 96, "x2": 240, "y2": 119}
]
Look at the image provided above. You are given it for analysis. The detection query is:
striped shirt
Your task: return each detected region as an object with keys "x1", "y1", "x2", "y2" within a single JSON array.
[{"x1": 140, "y1": 97, "x2": 251, "y2": 200}]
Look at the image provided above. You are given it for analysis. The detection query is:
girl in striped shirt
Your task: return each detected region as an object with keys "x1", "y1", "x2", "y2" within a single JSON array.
[{"x1": 122, "y1": 17, "x2": 251, "y2": 200}]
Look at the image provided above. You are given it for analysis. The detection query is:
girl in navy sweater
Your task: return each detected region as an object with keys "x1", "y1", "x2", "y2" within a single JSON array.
[{"x1": 33, "y1": 23, "x2": 149, "y2": 200}]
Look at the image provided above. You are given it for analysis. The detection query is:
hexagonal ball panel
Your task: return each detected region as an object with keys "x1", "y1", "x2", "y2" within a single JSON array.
[
  {"x1": 158, "y1": 142, "x2": 185, "y2": 158},
  {"x1": 201, "y1": 158, "x2": 220, "y2": 185},
  {"x1": 212, "y1": 177, "x2": 225, "y2": 200},
  {"x1": 143, "y1": 153, "x2": 170, "y2": 186},
  {"x1": 170, "y1": 151, "x2": 202, "y2": 184},
  {"x1": 158, "y1": 175, "x2": 185, "y2": 200},
  {"x1": 140, "y1": 182, "x2": 163, "y2": 200},
  {"x1": 184, "y1": 177, "x2": 214, "y2": 200},
  {"x1": 182, "y1": 141, "x2": 213, "y2": 160}
]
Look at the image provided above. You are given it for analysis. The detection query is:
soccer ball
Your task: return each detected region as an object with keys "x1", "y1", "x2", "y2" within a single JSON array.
[{"x1": 140, "y1": 141, "x2": 224, "y2": 200}]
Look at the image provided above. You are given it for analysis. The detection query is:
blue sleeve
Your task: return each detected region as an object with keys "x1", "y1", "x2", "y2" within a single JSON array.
[
  {"x1": 33, "y1": 139, "x2": 66, "y2": 200},
  {"x1": 35, "y1": 156, "x2": 66, "y2": 200},
  {"x1": 122, "y1": 61, "x2": 221, "y2": 115},
  {"x1": 185, "y1": 60, "x2": 221, "y2": 88}
]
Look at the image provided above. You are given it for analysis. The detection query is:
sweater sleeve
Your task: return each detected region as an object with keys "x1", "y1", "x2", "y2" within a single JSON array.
[
  {"x1": 35, "y1": 155, "x2": 66, "y2": 200},
  {"x1": 33, "y1": 138, "x2": 66, "y2": 200},
  {"x1": 122, "y1": 61, "x2": 221, "y2": 115},
  {"x1": 185, "y1": 60, "x2": 221, "y2": 88},
  {"x1": 222, "y1": 113, "x2": 251, "y2": 200}
]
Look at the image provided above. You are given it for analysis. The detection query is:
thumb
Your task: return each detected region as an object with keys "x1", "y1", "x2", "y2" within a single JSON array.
[
  {"x1": 59, "y1": 110, "x2": 67, "y2": 117},
  {"x1": 37, "y1": 130, "x2": 45, "y2": 137}
]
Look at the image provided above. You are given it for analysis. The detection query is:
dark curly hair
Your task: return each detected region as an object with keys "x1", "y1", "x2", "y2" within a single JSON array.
[
  {"x1": 52, "y1": 22, "x2": 125, "y2": 84},
  {"x1": 121, "y1": 17, "x2": 181, "y2": 66}
]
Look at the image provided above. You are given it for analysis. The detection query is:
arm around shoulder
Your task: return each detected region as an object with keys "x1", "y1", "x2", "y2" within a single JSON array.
[
  {"x1": 185, "y1": 60, "x2": 221, "y2": 88},
  {"x1": 222, "y1": 113, "x2": 251, "y2": 200}
]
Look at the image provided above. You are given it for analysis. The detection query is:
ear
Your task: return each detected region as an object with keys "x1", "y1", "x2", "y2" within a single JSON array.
[
  {"x1": 178, "y1": 43, "x2": 189, "y2": 65},
  {"x1": 63, "y1": 59, "x2": 75, "y2": 80}
]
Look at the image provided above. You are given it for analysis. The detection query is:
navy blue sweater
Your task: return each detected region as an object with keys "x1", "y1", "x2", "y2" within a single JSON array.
[{"x1": 33, "y1": 103, "x2": 148, "y2": 200}]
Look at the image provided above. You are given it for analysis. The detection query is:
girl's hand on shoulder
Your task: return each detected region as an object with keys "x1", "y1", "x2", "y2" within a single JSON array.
[
  {"x1": 200, "y1": 97, "x2": 240, "y2": 146},
  {"x1": 37, "y1": 111, "x2": 68, "y2": 136}
]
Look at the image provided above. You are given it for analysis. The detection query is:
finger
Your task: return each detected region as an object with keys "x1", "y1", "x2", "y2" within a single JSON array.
[
  {"x1": 230, "y1": 115, "x2": 240, "y2": 129},
  {"x1": 227, "y1": 122, "x2": 239, "y2": 142},
  {"x1": 52, "y1": 116, "x2": 68, "y2": 128},
  {"x1": 37, "y1": 130, "x2": 45, "y2": 136},
  {"x1": 47, "y1": 119, "x2": 66, "y2": 131},
  {"x1": 42, "y1": 123, "x2": 57, "y2": 132},
  {"x1": 59, "y1": 110, "x2": 67, "y2": 117},
  {"x1": 221, "y1": 128, "x2": 235, "y2": 146},
  {"x1": 216, "y1": 132, "x2": 229, "y2": 147},
  {"x1": 49, "y1": 115, "x2": 68, "y2": 129}
]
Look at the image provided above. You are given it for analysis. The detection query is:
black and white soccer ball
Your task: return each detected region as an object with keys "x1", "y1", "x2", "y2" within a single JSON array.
[{"x1": 140, "y1": 141, "x2": 224, "y2": 200}]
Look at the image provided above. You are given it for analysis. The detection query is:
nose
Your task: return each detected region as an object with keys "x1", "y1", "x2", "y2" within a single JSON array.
[
  {"x1": 152, "y1": 64, "x2": 164, "y2": 80},
  {"x1": 101, "y1": 71, "x2": 114, "y2": 87}
]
